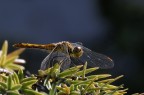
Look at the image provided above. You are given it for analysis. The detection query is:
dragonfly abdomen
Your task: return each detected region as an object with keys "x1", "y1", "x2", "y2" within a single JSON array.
[{"x1": 13, "y1": 43, "x2": 56, "y2": 50}]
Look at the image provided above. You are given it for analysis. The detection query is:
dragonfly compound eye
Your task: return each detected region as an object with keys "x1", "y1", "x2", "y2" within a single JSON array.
[{"x1": 72, "y1": 47, "x2": 83, "y2": 58}]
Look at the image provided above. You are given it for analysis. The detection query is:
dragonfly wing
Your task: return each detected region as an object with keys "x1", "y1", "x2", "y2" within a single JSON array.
[
  {"x1": 70, "y1": 57, "x2": 83, "y2": 66},
  {"x1": 40, "y1": 44, "x2": 71, "y2": 70},
  {"x1": 72, "y1": 43, "x2": 114, "y2": 69},
  {"x1": 75, "y1": 42, "x2": 83, "y2": 45}
]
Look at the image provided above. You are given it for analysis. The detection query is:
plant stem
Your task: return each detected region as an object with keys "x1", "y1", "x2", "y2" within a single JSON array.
[{"x1": 49, "y1": 83, "x2": 57, "y2": 95}]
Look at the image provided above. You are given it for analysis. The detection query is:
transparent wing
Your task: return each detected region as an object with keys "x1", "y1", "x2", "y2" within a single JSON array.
[
  {"x1": 70, "y1": 57, "x2": 83, "y2": 66},
  {"x1": 40, "y1": 44, "x2": 71, "y2": 70},
  {"x1": 72, "y1": 43, "x2": 114, "y2": 69}
]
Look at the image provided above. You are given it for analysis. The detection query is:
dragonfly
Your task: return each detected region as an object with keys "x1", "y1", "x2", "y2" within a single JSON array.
[{"x1": 13, "y1": 41, "x2": 114, "y2": 70}]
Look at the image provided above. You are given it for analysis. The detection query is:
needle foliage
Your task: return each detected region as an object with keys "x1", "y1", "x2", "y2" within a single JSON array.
[{"x1": 0, "y1": 40, "x2": 140, "y2": 95}]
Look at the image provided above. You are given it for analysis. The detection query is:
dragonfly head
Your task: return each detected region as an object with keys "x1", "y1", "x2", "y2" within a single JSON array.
[{"x1": 72, "y1": 46, "x2": 83, "y2": 58}]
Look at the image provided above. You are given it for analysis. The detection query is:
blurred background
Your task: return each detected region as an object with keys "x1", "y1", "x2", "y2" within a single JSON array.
[{"x1": 0, "y1": 1, "x2": 144, "y2": 94}]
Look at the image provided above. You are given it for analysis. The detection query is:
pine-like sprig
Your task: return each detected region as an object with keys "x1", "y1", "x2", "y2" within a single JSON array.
[
  {"x1": 0, "y1": 40, "x2": 25, "y2": 72},
  {"x1": 0, "y1": 40, "x2": 131, "y2": 95}
]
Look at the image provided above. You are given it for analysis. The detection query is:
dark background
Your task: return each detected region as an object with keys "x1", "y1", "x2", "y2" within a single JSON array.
[{"x1": 0, "y1": 1, "x2": 144, "y2": 94}]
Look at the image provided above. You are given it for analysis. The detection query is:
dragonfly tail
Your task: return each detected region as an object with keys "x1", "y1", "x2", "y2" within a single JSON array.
[{"x1": 13, "y1": 43, "x2": 46, "y2": 49}]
